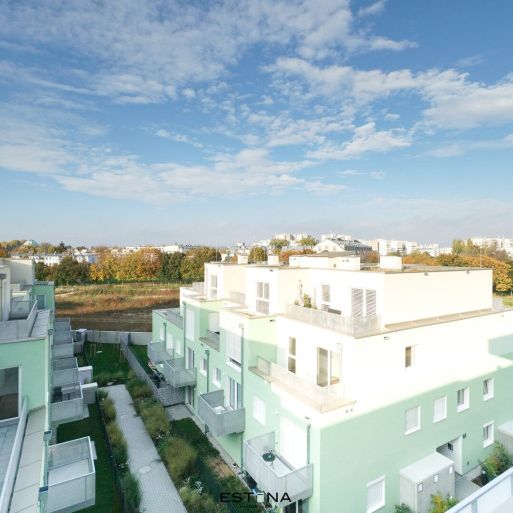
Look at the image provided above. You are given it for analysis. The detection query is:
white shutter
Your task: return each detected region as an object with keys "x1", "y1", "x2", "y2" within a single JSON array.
[
  {"x1": 226, "y1": 330, "x2": 241, "y2": 365},
  {"x1": 351, "y1": 288, "x2": 364, "y2": 318},
  {"x1": 405, "y1": 406, "x2": 420, "y2": 433},
  {"x1": 366, "y1": 476, "x2": 385, "y2": 513},
  {"x1": 186, "y1": 309, "x2": 195, "y2": 340},
  {"x1": 280, "y1": 417, "x2": 306, "y2": 468},
  {"x1": 365, "y1": 289, "x2": 377, "y2": 316},
  {"x1": 433, "y1": 397, "x2": 446, "y2": 422}
]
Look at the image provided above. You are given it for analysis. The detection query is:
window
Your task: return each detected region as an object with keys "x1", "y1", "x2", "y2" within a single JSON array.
[
  {"x1": 417, "y1": 483, "x2": 423, "y2": 493},
  {"x1": 256, "y1": 281, "x2": 270, "y2": 314},
  {"x1": 210, "y1": 274, "x2": 218, "y2": 299},
  {"x1": 366, "y1": 476, "x2": 385, "y2": 513},
  {"x1": 159, "y1": 324, "x2": 165, "y2": 341},
  {"x1": 405, "y1": 406, "x2": 420, "y2": 434},
  {"x1": 200, "y1": 357, "x2": 207, "y2": 376},
  {"x1": 288, "y1": 337, "x2": 297, "y2": 373},
  {"x1": 433, "y1": 396, "x2": 447, "y2": 423},
  {"x1": 352, "y1": 288, "x2": 377, "y2": 318},
  {"x1": 226, "y1": 330, "x2": 242, "y2": 369},
  {"x1": 483, "y1": 378, "x2": 494, "y2": 401},
  {"x1": 228, "y1": 377, "x2": 241, "y2": 410},
  {"x1": 433, "y1": 474, "x2": 439, "y2": 483},
  {"x1": 457, "y1": 387, "x2": 469, "y2": 412},
  {"x1": 186, "y1": 347, "x2": 195, "y2": 370},
  {"x1": 186, "y1": 309, "x2": 195, "y2": 340},
  {"x1": 213, "y1": 367, "x2": 222, "y2": 387},
  {"x1": 321, "y1": 284, "x2": 330, "y2": 311},
  {"x1": 483, "y1": 422, "x2": 494, "y2": 448},
  {"x1": 166, "y1": 332, "x2": 174, "y2": 352},
  {"x1": 405, "y1": 346, "x2": 414, "y2": 368},
  {"x1": 0, "y1": 367, "x2": 19, "y2": 420},
  {"x1": 317, "y1": 348, "x2": 341, "y2": 387},
  {"x1": 253, "y1": 396, "x2": 266, "y2": 426}
]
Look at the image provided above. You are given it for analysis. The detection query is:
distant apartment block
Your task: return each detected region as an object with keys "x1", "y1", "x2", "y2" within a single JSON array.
[
  {"x1": 417, "y1": 244, "x2": 453, "y2": 257},
  {"x1": 315, "y1": 237, "x2": 372, "y2": 254},
  {"x1": 148, "y1": 253, "x2": 513, "y2": 513},
  {"x1": 366, "y1": 239, "x2": 419, "y2": 256},
  {"x1": 471, "y1": 237, "x2": 513, "y2": 257},
  {"x1": 0, "y1": 258, "x2": 97, "y2": 513}
]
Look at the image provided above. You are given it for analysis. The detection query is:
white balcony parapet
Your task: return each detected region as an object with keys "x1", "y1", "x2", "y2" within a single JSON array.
[
  {"x1": 9, "y1": 299, "x2": 33, "y2": 319},
  {"x1": 52, "y1": 357, "x2": 79, "y2": 387},
  {"x1": 54, "y1": 331, "x2": 73, "y2": 344},
  {"x1": 47, "y1": 437, "x2": 96, "y2": 513},
  {"x1": 191, "y1": 281, "x2": 205, "y2": 294},
  {"x1": 198, "y1": 390, "x2": 245, "y2": 436},
  {"x1": 159, "y1": 308, "x2": 183, "y2": 329},
  {"x1": 284, "y1": 303, "x2": 381, "y2": 337},
  {"x1": 51, "y1": 383, "x2": 85, "y2": 424},
  {"x1": 162, "y1": 357, "x2": 197, "y2": 388},
  {"x1": 0, "y1": 398, "x2": 28, "y2": 513},
  {"x1": 250, "y1": 357, "x2": 351, "y2": 413},
  {"x1": 199, "y1": 330, "x2": 220, "y2": 351},
  {"x1": 229, "y1": 291, "x2": 246, "y2": 306},
  {"x1": 147, "y1": 342, "x2": 173, "y2": 365},
  {"x1": 243, "y1": 432, "x2": 313, "y2": 506},
  {"x1": 54, "y1": 318, "x2": 71, "y2": 332},
  {"x1": 0, "y1": 301, "x2": 38, "y2": 341},
  {"x1": 53, "y1": 341, "x2": 74, "y2": 359}
]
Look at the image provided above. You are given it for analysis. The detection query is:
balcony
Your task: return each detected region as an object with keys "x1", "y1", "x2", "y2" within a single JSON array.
[
  {"x1": 9, "y1": 299, "x2": 33, "y2": 319},
  {"x1": 243, "y1": 432, "x2": 313, "y2": 506},
  {"x1": 53, "y1": 357, "x2": 79, "y2": 387},
  {"x1": 0, "y1": 301, "x2": 38, "y2": 341},
  {"x1": 250, "y1": 357, "x2": 350, "y2": 413},
  {"x1": 54, "y1": 330, "x2": 73, "y2": 344},
  {"x1": 199, "y1": 330, "x2": 220, "y2": 351},
  {"x1": 284, "y1": 303, "x2": 381, "y2": 337},
  {"x1": 47, "y1": 437, "x2": 96, "y2": 513},
  {"x1": 162, "y1": 357, "x2": 197, "y2": 388},
  {"x1": 54, "y1": 318, "x2": 71, "y2": 332},
  {"x1": 159, "y1": 308, "x2": 184, "y2": 329},
  {"x1": 51, "y1": 383, "x2": 85, "y2": 424},
  {"x1": 147, "y1": 341, "x2": 172, "y2": 365},
  {"x1": 198, "y1": 390, "x2": 245, "y2": 436}
]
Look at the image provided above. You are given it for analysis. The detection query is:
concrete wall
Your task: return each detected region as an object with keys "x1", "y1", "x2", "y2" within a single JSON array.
[{"x1": 85, "y1": 330, "x2": 151, "y2": 345}]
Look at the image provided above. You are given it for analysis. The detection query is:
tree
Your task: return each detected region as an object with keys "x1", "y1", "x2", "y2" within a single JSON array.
[
  {"x1": 159, "y1": 252, "x2": 185, "y2": 282},
  {"x1": 403, "y1": 252, "x2": 437, "y2": 266},
  {"x1": 452, "y1": 239, "x2": 465, "y2": 255},
  {"x1": 53, "y1": 257, "x2": 90, "y2": 285},
  {"x1": 269, "y1": 238, "x2": 289, "y2": 253},
  {"x1": 298, "y1": 236, "x2": 317, "y2": 247},
  {"x1": 90, "y1": 251, "x2": 120, "y2": 282},
  {"x1": 35, "y1": 262, "x2": 53, "y2": 281},
  {"x1": 429, "y1": 494, "x2": 458, "y2": 513},
  {"x1": 180, "y1": 247, "x2": 221, "y2": 282},
  {"x1": 248, "y1": 246, "x2": 267, "y2": 263},
  {"x1": 280, "y1": 248, "x2": 314, "y2": 263}
]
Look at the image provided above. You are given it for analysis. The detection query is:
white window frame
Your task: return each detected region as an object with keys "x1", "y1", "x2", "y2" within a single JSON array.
[
  {"x1": 288, "y1": 336, "x2": 297, "y2": 374},
  {"x1": 252, "y1": 396, "x2": 266, "y2": 426},
  {"x1": 366, "y1": 475, "x2": 385, "y2": 513},
  {"x1": 256, "y1": 281, "x2": 270, "y2": 314},
  {"x1": 404, "y1": 346, "x2": 415, "y2": 369},
  {"x1": 213, "y1": 367, "x2": 222, "y2": 387},
  {"x1": 200, "y1": 357, "x2": 207, "y2": 376},
  {"x1": 225, "y1": 330, "x2": 242, "y2": 371},
  {"x1": 433, "y1": 396, "x2": 447, "y2": 423},
  {"x1": 457, "y1": 387, "x2": 469, "y2": 412},
  {"x1": 483, "y1": 378, "x2": 494, "y2": 401},
  {"x1": 405, "y1": 406, "x2": 421, "y2": 435},
  {"x1": 210, "y1": 274, "x2": 218, "y2": 299},
  {"x1": 483, "y1": 421, "x2": 494, "y2": 448},
  {"x1": 320, "y1": 284, "x2": 330, "y2": 311}
]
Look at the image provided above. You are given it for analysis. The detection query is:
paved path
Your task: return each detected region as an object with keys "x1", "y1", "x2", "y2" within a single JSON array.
[{"x1": 106, "y1": 385, "x2": 187, "y2": 513}]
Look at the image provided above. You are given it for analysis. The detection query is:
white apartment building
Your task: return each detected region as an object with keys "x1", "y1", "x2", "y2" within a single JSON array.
[
  {"x1": 417, "y1": 244, "x2": 453, "y2": 257},
  {"x1": 366, "y1": 239, "x2": 419, "y2": 256},
  {"x1": 471, "y1": 237, "x2": 513, "y2": 257}
]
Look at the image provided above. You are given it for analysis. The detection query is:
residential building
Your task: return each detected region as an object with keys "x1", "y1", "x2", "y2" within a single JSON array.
[
  {"x1": 0, "y1": 258, "x2": 97, "y2": 513},
  {"x1": 148, "y1": 253, "x2": 513, "y2": 513},
  {"x1": 471, "y1": 237, "x2": 513, "y2": 257},
  {"x1": 417, "y1": 244, "x2": 453, "y2": 257},
  {"x1": 315, "y1": 237, "x2": 372, "y2": 254},
  {"x1": 366, "y1": 239, "x2": 419, "y2": 256}
]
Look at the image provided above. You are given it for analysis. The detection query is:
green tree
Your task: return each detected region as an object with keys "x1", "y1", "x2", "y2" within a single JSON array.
[
  {"x1": 269, "y1": 238, "x2": 289, "y2": 253},
  {"x1": 159, "y1": 252, "x2": 185, "y2": 282},
  {"x1": 248, "y1": 246, "x2": 267, "y2": 263},
  {"x1": 298, "y1": 236, "x2": 317, "y2": 247},
  {"x1": 452, "y1": 239, "x2": 465, "y2": 255},
  {"x1": 35, "y1": 262, "x2": 52, "y2": 281},
  {"x1": 180, "y1": 247, "x2": 221, "y2": 282},
  {"x1": 53, "y1": 257, "x2": 90, "y2": 285}
]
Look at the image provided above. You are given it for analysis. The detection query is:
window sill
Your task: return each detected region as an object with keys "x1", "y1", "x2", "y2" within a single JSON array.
[
  {"x1": 457, "y1": 406, "x2": 469, "y2": 413},
  {"x1": 484, "y1": 440, "x2": 494, "y2": 448},
  {"x1": 213, "y1": 381, "x2": 221, "y2": 388},
  {"x1": 405, "y1": 427, "x2": 420, "y2": 436},
  {"x1": 433, "y1": 416, "x2": 447, "y2": 424},
  {"x1": 483, "y1": 395, "x2": 494, "y2": 402},
  {"x1": 226, "y1": 360, "x2": 242, "y2": 373}
]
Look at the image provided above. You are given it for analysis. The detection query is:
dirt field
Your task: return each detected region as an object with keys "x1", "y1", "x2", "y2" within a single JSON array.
[{"x1": 55, "y1": 282, "x2": 180, "y2": 331}]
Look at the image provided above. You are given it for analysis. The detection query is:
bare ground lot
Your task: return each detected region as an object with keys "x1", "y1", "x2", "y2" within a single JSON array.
[{"x1": 55, "y1": 282, "x2": 180, "y2": 331}]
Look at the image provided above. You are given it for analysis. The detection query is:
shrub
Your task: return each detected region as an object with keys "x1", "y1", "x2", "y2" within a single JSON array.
[
  {"x1": 480, "y1": 443, "x2": 513, "y2": 484},
  {"x1": 140, "y1": 403, "x2": 170, "y2": 442},
  {"x1": 97, "y1": 389, "x2": 108, "y2": 401},
  {"x1": 429, "y1": 494, "x2": 458, "y2": 513},
  {"x1": 121, "y1": 471, "x2": 141, "y2": 511},
  {"x1": 396, "y1": 505, "x2": 414, "y2": 513},
  {"x1": 107, "y1": 422, "x2": 128, "y2": 467},
  {"x1": 170, "y1": 418, "x2": 219, "y2": 458},
  {"x1": 126, "y1": 377, "x2": 153, "y2": 400},
  {"x1": 161, "y1": 437, "x2": 198, "y2": 484},
  {"x1": 101, "y1": 397, "x2": 116, "y2": 422},
  {"x1": 179, "y1": 485, "x2": 225, "y2": 513}
]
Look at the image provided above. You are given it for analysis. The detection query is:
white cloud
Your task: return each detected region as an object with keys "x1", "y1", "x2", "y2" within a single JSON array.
[
  {"x1": 427, "y1": 133, "x2": 513, "y2": 157},
  {"x1": 358, "y1": 0, "x2": 387, "y2": 17}
]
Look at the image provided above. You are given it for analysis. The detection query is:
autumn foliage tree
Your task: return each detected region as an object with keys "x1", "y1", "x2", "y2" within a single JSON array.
[{"x1": 249, "y1": 246, "x2": 267, "y2": 263}]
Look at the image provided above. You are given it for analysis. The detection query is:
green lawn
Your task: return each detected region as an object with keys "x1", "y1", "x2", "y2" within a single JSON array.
[
  {"x1": 57, "y1": 403, "x2": 123, "y2": 513},
  {"x1": 83, "y1": 342, "x2": 131, "y2": 385},
  {"x1": 128, "y1": 344, "x2": 153, "y2": 376}
]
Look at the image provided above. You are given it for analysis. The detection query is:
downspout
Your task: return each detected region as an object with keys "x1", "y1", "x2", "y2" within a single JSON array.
[
  {"x1": 239, "y1": 323, "x2": 245, "y2": 471},
  {"x1": 182, "y1": 301, "x2": 186, "y2": 356},
  {"x1": 204, "y1": 349, "x2": 210, "y2": 435}
]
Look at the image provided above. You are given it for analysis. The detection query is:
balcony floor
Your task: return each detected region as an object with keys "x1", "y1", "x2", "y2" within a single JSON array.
[
  {"x1": 49, "y1": 459, "x2": 91, "y2": 485},
  {"x1": 0, "y1": 421, "x2": 18, "y2": 489}
]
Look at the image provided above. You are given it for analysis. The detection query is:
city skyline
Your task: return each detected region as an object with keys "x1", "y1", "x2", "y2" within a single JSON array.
[{"x1": 1, "y1": 1, "x2": 513, "y2": 245}]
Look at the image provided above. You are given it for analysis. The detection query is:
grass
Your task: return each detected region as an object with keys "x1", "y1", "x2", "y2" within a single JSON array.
[
  {"x1": 57, "y1": 402, "x2": 123, "y2": 513},
  {"x1": 129, "y1": 344, "x2": 153, "y2": 376},
  {"x1": 56, "y1": 282, "x2": 180, "y2": 331},
  {"x1": 84, "y1": 342, "x2": 131, "y2": 385}
]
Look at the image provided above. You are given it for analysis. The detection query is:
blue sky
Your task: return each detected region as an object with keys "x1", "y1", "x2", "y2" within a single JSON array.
[{"x1": 1, "y1": 0, "x2": 513, "y2": 246}]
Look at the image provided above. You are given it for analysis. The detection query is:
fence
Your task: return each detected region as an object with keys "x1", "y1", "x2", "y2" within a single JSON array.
[
  {"x1": 85, "y1": 330, "x2": 151, "y2": 345},
  {"x1": 120, "y1": 340, "x2": 184, "y2": 406}
]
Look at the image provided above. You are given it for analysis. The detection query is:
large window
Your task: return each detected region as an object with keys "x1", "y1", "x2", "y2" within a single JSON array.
[
  {"x1": 405, "y1": 406, "x2": 421, "y2": 435},
  {"x1": 213, "y1": 367, "x2": 222, "y2": 387},
  {"x1": 320, "y1": 284, "x2": 330, "y2": 311},
  {"x1": 317, "y1": 348, "x2": 341, "y2": 387},
  {"x1": 186, "y1": 309, "x2": 195, "y2": 341},
  {"x1": 200, "y1": 357, "x2": 207, "y2": 376},
  {"x1": 0, "y1": 367, "x2": 19, "y2": 420},
  {"x1": 457, "y1": 387, "x2": 469, "y2": 412},
  {"x1": 226, "y1": 330, "x2": 242, "y2": 369},
  {"x1": 256, "y1": 282, "x2": 270, "y2": 314},
  {"x1": 366, "y1": 476, "x2": 385, "y2": 513}
]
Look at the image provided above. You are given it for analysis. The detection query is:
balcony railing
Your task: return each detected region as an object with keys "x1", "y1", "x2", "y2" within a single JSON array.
[
  {"x1": 284, "y1": 303, "x2": 381, "y2": 337},
  {"x1": 198, "y1": 390, "x2": 245, "y2": 436},
  {"x1": 162, "y1": 357, "x2": 197, "y2": 388},
  {"x1": 147, "y1": 341, "x2": 173, "y2": 365},
  {"x1": 250, "y1": 357, "x2": 349, "y2": 413},
  {"x1": 51, "y1": 383, "x2": 84, "y2": 424},
  {"x1": 54, "y1": 318, "x2": 71, "y2": 332},
  {"x1": 229, "y1": 291, "x2": 246, "y2": 306},
  {"x1": 9, "y1": 299, "x2": 33, "y2": 319},
  {"x1": 54, "y1": 330, "x2": 73, "y2": 344},
  {"x1": 47, "y1": 437, "x2": 96, "y2": 513},
  {"x1": 162, "y1": 308, "x2": 184, "y2": 329},
  {"x1": 52, "y1": 357, "x2": 79, "y2": 387},
  {"x1": 0, "y1": 301, "x2": 38, "y2": 341},
  {"x1": 199, "y1": 330, "x2": 220, "y2": 351},
  {"x1": 53, "y1": 341, "x2": 74, "y2": 359},
  {"x1": 243, "y1": 432, "x2": 313, "y2": 506}
]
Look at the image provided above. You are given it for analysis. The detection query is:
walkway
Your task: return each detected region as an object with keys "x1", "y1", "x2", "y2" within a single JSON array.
[{"x1": 105, "y1": 385, "x2": 187, "y2": 513}]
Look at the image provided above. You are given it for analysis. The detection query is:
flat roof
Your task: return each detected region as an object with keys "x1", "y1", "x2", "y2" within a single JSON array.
[{"x1": 400, "y1": 452, "x2": 453, "y2": 483}]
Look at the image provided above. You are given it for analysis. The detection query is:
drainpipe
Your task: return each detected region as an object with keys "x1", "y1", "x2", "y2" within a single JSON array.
[
  {"x1": 239, "y1": 323, "x2": 245, "y2": 471},
  {"x1": 182, "y1": 301, "x2": 186, "y2": 356},
  {"x1": 305, "y1": 417, "x2": 311, "y2": 464},
  {"x1": 206, "y1": 349, "x2": 210, "y2": 393}
]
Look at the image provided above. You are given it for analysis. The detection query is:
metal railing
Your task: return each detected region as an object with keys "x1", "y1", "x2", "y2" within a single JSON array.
[
  {"x1": 285, "y1": 304, "x2": 381, "y2": 337},
  {"x1": 229, "y1": 291, "x2": 246, "y2": 305},
  {"x1": 47, "y1": 437, "x2": 96, "y2": 513},
  {"x1": 162, "y1": 357, "x2": 197, "y2": 388},
  {"x1": 243, "y1": 432, "x2": 313, "y2": 506},
  {"x1": 250, "y1": 357, "x2": 348, "y2": 413},
  {"x1": 54, "y1": 331, "x2": 73, "y2": 344},
  {"x1": 52, "y1": 357, "x2": 79, "y2": 387},
  {"x1": 0, "y1": 398, "x2": 28, "y2": 513},
  {"x1": 51, "y1": 383, "x2": 84, "y2": 424},
  {"x1": 198, "y1": 390, "x2": 245, "y2": 436},
  {"x1": 54, "y1": 318, "x2": 71, "y2": 332},
  {"x1": 200, "y1": 330, "x2": 220, "y2": 351},
  {"x1": 147, "y1": 341, "x2": 173, "y2": 365},
  {"x1": 53, "y1": 342, "x2": 75, "y2": 359}
]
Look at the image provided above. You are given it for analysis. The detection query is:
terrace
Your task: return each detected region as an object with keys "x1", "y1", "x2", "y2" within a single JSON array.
[
  {"x1": 197, "y1": 390, "x2": 245, "y2": 436},
  {"x1": 162, "y1": 357, "x2": 197, "y2": 388},
  {"x1": 51, "y1": 383, "x2": 86, "y2": 425}
]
